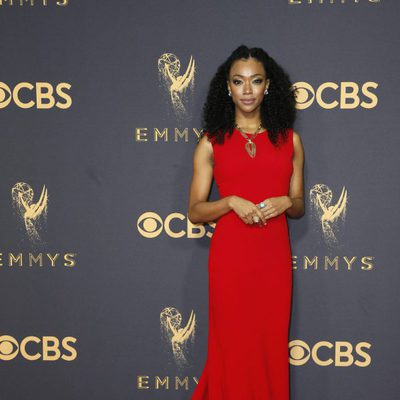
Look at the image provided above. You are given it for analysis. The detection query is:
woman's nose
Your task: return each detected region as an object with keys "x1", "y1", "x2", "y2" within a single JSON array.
[{"x1": 243, "y1": 82, "x2": 252, "y2": 94}]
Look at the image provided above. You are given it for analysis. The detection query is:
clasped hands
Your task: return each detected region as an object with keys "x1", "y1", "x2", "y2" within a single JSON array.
[{"x1": 230, "y1": 195, "x2": 292, "y2": 226}]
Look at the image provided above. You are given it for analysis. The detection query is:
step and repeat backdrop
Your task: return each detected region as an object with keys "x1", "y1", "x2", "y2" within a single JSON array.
[{"x1": 0, "y1": 1, "x2": 399, "y2": 399}]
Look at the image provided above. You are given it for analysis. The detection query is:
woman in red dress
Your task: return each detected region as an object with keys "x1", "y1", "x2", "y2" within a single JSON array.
[{"x1": 188, "y1": 45, "x2": 305, "y2": 399}]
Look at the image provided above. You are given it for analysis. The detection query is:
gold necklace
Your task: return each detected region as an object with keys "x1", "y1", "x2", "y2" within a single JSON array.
[{"x1": 234, "y1": 122, "x2": 263, "y2": 158}]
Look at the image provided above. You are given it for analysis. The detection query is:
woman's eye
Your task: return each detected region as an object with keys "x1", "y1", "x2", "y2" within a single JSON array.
[{"x1": 232, "y1": 79, "x2": 262, "y2": 85}]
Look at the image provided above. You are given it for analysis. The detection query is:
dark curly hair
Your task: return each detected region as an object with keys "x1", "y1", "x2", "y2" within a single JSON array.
[{"x1": 199, "y1": 45, "x2": 297, "y2": 147}]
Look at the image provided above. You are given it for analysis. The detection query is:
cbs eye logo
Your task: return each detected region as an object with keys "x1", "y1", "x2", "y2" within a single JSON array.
[
  {"x1": 293, "y1": 81, "x2": 378, "y2": 110},
  {"x1": 137, "y1": 211, "x2": 214, "y2": 239},
  {"x1": 0, "y1": 82, "x2": 72, "y2": 109},
  {"x1": 289, "y1": 339, "x2": 372, "y2": 367},
  {"x1": 0, "y1": 335, "x2": 77, "y2": 361}
]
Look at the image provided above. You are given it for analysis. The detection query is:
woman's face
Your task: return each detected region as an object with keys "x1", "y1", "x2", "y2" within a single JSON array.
[{"x1": 227, "y1": 57, "x2": 270, "y2": 115}]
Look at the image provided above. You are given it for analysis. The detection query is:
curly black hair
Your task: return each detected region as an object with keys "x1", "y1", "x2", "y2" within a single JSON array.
[{"x1": 199, "y1": 45, "x2": 297, "y2": 147}]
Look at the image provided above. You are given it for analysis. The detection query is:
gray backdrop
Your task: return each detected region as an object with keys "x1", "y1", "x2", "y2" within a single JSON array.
[{"x1": 0, "y1": 1, "x2": 399, "y2": 399}]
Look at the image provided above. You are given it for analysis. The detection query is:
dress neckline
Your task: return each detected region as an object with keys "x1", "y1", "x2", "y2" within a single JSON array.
[{"x1": 234, "y1": 127, "x2": 267, "y2": 135}]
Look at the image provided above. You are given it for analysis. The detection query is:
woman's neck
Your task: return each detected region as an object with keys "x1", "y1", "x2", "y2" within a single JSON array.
[{"x1": 235, "y1": 109, "x2": 262, "y2": 132}]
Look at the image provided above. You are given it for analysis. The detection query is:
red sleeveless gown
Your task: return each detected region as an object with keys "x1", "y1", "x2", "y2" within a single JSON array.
[{"x1": 191, "y1": 127, "x2": 294, "y2": 400}]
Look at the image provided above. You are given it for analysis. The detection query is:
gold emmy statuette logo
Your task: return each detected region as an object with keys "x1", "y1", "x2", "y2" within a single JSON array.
[
  {"x1": 160, "y1": 307, "x2": 196, "y2": 368},
  {"x1": 157, "y1": 53, "x2": 196, "y2": 118},
  {"x1": 11, "y1": 182, "x2": 49, "y2": 245},
  {"x1": 309, "y1": 184, "x2": 348, "y2": 247}
]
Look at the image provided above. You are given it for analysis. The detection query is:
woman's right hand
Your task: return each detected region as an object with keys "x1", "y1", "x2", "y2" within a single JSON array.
[{"x1": 229, "y1": 196, "x2": 267, "y2": 226}]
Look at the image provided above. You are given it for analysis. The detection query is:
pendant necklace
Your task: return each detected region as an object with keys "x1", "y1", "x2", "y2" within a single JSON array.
[{"x1": 234, "y1": 122, "x2": 263, "y2": 158}]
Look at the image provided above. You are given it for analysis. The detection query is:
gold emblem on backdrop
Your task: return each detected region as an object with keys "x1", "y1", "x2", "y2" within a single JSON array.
[
  {"x1": 0, "y1": 334, "x2": 77, "y2": 361},
  {"x1": 0, "y1": 0, "x2": 69, "y2": 6},
  {"x1": 11, "y1": 182, "x2": 48, "y2": 245},
  {"x1": 289, "y1": 339, "x2": 371, "y2": 367},
  {"x1": 288, "y1": 0, "x2": 381, "y2": 5},
  {"x1": 157, "y1": 53, "x2": 196, "y2": 119},
  {"x1": 310, "y1": 184, "x2": 348, "y2": 247},
  {"x1": 292, "y1": 81, "x2": 378, "y2": 110},
  {"x1": 160, "y1": 307, "x2": 196, "y2": 368}
]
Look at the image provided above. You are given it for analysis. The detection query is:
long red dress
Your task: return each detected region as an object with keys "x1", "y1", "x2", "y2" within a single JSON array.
[{"x1": 191, "y1": 127, "x2": 294, "y2": 400}]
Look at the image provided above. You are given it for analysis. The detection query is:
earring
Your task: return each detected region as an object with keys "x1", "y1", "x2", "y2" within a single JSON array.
[
  {"x1": 228, "y1": 91, "x2": 232, "y2": 97},
  {"x1": 264, "y1": 88, "x2": 269, "y2": 95}
]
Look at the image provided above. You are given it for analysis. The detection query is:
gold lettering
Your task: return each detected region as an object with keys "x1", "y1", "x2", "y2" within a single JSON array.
[
  {"x1": 137, "y1": 375, "x2": 150, "y2": 389},
  {"x1": 20, "y1": 336, "x2": 41, "y2": 361},
  {"x1": 36, "y1": 82, "x2": 55, "y2": 109},
  {"x1": 175, "y1": 128, "x2": 188, "y2": 142},
  {"x1": 312, "y1": 341, "x2": 333, "y2": 366},
  {"x1": 175, "y1": 376, "x2": 189, "y2": 390},
  {"x1": 361, "y1": 82, "x2": 378, "y2": 109},
  {"x1": 187, "y1": 216, "x2": 206, "y2": 239},
  {"x1": 355, "y1": 342, "x2": 372, "y2": 367},
  {"x1": 193, "y1": 128, "x2": 203, "y2": 141},
  {"x1": 13, "y1": 82, "x2": 35, "y2": 109},
  {"x1": 165, "y1": 213, "x2": 185, "y2": 238},
  {"x1": 29, "y1": 253, "x2": 43, "y2": 267},
  {"x1": 155, "y1": 376, "x2": 169, "y2": 389},
  {"x1": 316, "y1": 82, "x2": 338, "y2": 109},
  {"x1": 360, "y1": 256, "x2": 374, "y2": 270},
  {"x1": 155, "y1": 128, "x2": 168, "y2": 141},
  {"x1": 340, "y1": 82, "x2": 360, "y2": 109},
  {"x1": 343, "y1": 256, "x2": 357, "y2": 270},
  {"x1": 304, "y1": 255, "x2": 318, "y2": 270},
  {"x1": 42, "y1": 336, "x2": 61, "y2": 361},
  {"x1": 324, "y1": 256, "x2": 339, "y2": 270},
  {"x1": 61, "y1": 337, "x2": 77, "y2": 361},
  {"x1": 135, "y1": 128, "x2": 148, "y2": 142},
  {"x1": 47, "y1": 253, "x2": 60, "y2": 267},
  {"x1": 335, "y1": 341, "x2": 353, "y2": 367},
  {"x1": 9, "y1": 253, "x2": 23, "y2": 267},
  {"x1": 292, "y1": 255, "x2": 298, "y2": 270},
  {"x1": 56, "y1": 82, "x2": 72, "y2": 109},
  {"x1": 64, "y1": 253, "x2": 77, "y2": 267}
]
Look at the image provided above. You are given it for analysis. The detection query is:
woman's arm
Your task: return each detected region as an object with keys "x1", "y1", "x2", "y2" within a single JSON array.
[
  {"x1": 285, "y1": 130, "x2": 305, "y2": 219},
  {"x1": 187, "y1": 135, "x2": 234, "y2": 224}
]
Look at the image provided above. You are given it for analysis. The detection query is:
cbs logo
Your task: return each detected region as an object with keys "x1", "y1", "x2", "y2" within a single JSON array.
[
  {"x1": 137, "y1": 211, "x2": 214, "y2": 238},
  {"x1": 293, "y1": 81, "x2": 378, "y2": 110},
  {"x1": 289, "y1": 339, "x2": 371, "y2": 367},
  {"x1": 0, "y1": 82, "x2": 72, "y2": 109},
  {"x1": 0, "y1": 335, "x2": 77, "y2": 361}
]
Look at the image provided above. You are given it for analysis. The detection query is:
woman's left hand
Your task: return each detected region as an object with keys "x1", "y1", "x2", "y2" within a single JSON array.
[{"x1": 257, "y1": 196, "x2": 292, "y2": 220}]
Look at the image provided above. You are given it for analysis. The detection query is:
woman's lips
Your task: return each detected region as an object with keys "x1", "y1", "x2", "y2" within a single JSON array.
[{"x1": 240, "y1": 98, "x2": 256, "y2": 105}]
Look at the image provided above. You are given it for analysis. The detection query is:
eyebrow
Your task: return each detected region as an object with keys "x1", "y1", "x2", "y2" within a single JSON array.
[{"x1": 232, "y1": 74, "x2": 264, "y2": 78}]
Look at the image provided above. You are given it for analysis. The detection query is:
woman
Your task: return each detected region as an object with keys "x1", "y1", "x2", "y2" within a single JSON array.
[{"x1": 188, "y1": 45, "x2": 305, "y2": 399}]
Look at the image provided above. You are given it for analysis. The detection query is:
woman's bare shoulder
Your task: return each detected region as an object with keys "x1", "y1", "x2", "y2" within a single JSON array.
[{"x1": 194, "y1": 133, "x2": 214, "y2": 162}]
